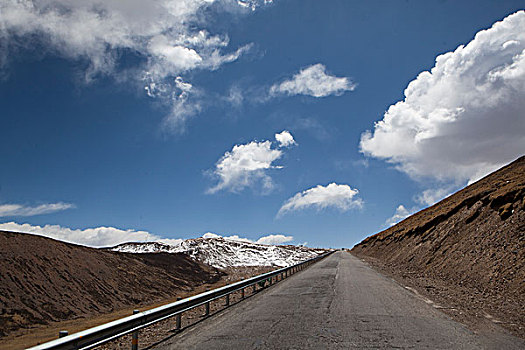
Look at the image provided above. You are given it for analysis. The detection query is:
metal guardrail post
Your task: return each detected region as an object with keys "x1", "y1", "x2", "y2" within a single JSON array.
[
  {"x1": 205, "y1": 301, "x2": 210, "y2": 316},
  {"x1": 225, "y1": 293, "x2": 230, "y2": 306},
  {"x1": 58, "y1": 331, "x2": 68, "y2": 338},
  {"x1": 131, "y1": 310, "x2": 139, "y2": 350},
  {"x1": 204, "y1": 288, "x2": 210, "y2": 316},
  {"x1": 253, "y1": 283, "x2": 256, "y2": 293},
  {"x1": 175, "y1": 298, "x2": 182, "y2": 331},
  {"x1": 241, "y1": 287, "x2": 245, "y2": 299}
]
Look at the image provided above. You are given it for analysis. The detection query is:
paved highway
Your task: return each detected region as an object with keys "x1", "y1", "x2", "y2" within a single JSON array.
[{"x1": 155, "y1": 251, "x2": 524, "y2": 349}]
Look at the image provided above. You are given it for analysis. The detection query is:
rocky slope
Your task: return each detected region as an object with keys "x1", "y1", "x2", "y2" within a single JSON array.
[
  {"x1": 0, "y1": 231, "x2": 222, "y2": 338},
  {"x1": 110, "y1": 238, "x2": 326, "y2": 268},
  {"x1": 352, "y1": 156, "x2": 525, "y2": 337}
]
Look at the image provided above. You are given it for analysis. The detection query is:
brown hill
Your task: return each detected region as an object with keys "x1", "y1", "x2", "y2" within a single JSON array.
[
  {"x1": 352, "y1": 156, "x2": 525, "y2": 338},
  {"x1": 0, "y1": 231, "x2": 222, "y2": 338}
]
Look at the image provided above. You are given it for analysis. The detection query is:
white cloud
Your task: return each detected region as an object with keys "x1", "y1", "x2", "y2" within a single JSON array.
[
  {"x1": 360, "y1": 11, "x2": 525, "y2": 185},
  {"x1": 237, "y1": 0, "x2": 274, "y2": 11},
  {"x1": 158, "y1": 76, "x2": 204, "y2": 133},
  {"x1": 0, "y1": 0, "x2": 265, "y2": 131},
  {"x1": 415, "y1": 187, "x2": 453, "y2": 207},
  {"x1": 270, "y1": 64, "x2": 356, "y2": 98},
  {"x1": 202, "y1": 232, "x2": 252, "y2": 243},
  {"x1": 202, "y1": 232, "x2": 293, "y2": 245},
  {"x1": 256, "y1": 234, "x2": 293, "y2": 245},
  {"x1": 385, "y1": 205, "x2": 413, "y2": 226},
  {"x1": 207, "y1": 139, "x2": 284, "y2": 194},
  {"x1": 0, "y1": 221, "x2": 181, "y2": 248},
  {"x1": 202, "y1": 232, "x2": 222, "y2": 239},
  {"x1": 274, "y1": 130, "x2": 297, "y2": 147},
  {"x1": 278, "y1": 183, "x2": 363, "y2": 217},
  {"x1": 0, "y1": 202, "x2": 74, "y2": 217}
]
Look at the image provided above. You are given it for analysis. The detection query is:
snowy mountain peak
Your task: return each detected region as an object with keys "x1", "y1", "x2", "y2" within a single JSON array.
[{"x1": 110, "y1": 237, "x2": 327, "y2": 269}]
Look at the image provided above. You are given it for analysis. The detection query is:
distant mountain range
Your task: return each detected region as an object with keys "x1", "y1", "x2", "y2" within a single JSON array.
[{"x1": 110, "y1": 237, "x2": 327, "y2": 268}]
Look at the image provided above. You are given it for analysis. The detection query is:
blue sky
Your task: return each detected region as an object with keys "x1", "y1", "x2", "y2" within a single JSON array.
[{"x1": 1, "y1": 0, "x2": 524, "y2": 248}]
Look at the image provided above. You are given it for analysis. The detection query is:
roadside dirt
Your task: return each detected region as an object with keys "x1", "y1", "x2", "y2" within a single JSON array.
[{"x1": 352, "y1": 155, "x2": 525, "y2": 339}]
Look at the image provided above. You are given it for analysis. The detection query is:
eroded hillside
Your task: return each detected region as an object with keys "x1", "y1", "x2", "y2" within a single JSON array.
[{"x1": 352, "y1": 156, "x2": 525, "y2": 338}]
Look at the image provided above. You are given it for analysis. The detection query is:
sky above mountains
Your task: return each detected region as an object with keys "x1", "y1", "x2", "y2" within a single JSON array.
[{"x1": 1, "y1": 0, "x2": 524, "y2": 248}]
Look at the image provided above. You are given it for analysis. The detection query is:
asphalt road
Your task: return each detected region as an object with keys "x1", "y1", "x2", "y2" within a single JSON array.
[{"x1": 154, "y1": 251, "x2": 524, "y2": 349}]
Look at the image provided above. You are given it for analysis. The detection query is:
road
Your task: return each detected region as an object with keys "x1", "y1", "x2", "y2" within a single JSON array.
[{"x1": 154, "y1": 251, "x2": 524, "y2": 349}]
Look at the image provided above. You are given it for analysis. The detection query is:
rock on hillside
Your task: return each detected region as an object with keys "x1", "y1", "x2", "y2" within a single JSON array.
[
  {"x1": 352, "y1": 156, "x2": 525, "y2": 338},
  {"x1": 111, "y1": 238, "x2": 327, "y2": 269},
  {"x1": 0, "y1": 231, "x2": 222, "y2": 338}
]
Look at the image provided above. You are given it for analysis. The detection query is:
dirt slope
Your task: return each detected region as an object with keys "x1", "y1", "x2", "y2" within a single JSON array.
[
  {"x1": 0, "y1": 231, "x2": 222, "y2": 338},
  {"x1": 352, "y1": 156, "x2": 525, "y2": 338}
]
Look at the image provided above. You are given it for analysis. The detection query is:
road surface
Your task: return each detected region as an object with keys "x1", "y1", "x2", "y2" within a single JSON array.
[{"x1": 154, "y1": 251, "x2": 524, "y2": 349}]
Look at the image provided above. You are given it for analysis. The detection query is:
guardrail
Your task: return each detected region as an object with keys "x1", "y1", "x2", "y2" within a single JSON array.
[{"x1": 28, "y1": 251, "x2": 332, "y2": 350}]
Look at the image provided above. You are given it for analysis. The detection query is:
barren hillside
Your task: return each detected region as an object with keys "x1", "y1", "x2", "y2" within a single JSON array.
[
  {"x1": 0, "y1": 231, "x2": 222, "y2": 338},
  {"x1": 352, "y1": 156, "x2": 525, "y2": 337}
]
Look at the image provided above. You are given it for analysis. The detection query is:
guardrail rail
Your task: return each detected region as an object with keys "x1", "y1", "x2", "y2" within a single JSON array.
[{"x1": 28, "y1": 251, "x2": 332, "y2": 350}]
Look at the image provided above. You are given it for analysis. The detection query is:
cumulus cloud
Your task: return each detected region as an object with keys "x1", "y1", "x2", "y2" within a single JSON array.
[
  {"x1": 360, "y1": 11, "x2": 525, "y2": 185},
  {"x1": 0, "y1": 221, "x2": 182, "y2": 248},
  {"x1": 202, "y1": 232, "x2": 293, "y2": 245},
  {"x1": 385, "y1": 205, "x2": 413, "y2": 226},
  {"x1": 0, "y1": 0, "x2": 267, "y2": 131},
  {"x1": 274, "y1": 130, "x2": 297, "y2": 147},
  {"x1": 278, "y1": 183, "x2": 363, "y2": 217},
  {"x1": 270, "y1": 63, "x2": 356, "y2": 98},
  {"x1": 207, "y1": 138, "x2": 285, "y2": 194},
  {"x1": 0, "y1": 202, "x2": 74, "y2": 217},
  {"x1": 256, "y1": 234, "x2": 293, "y2": 245}
]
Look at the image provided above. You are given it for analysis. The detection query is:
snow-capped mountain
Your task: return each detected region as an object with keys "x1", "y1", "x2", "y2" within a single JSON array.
[{"x1": 110, "y1": 237, "x2": 327, "y2": 269}]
